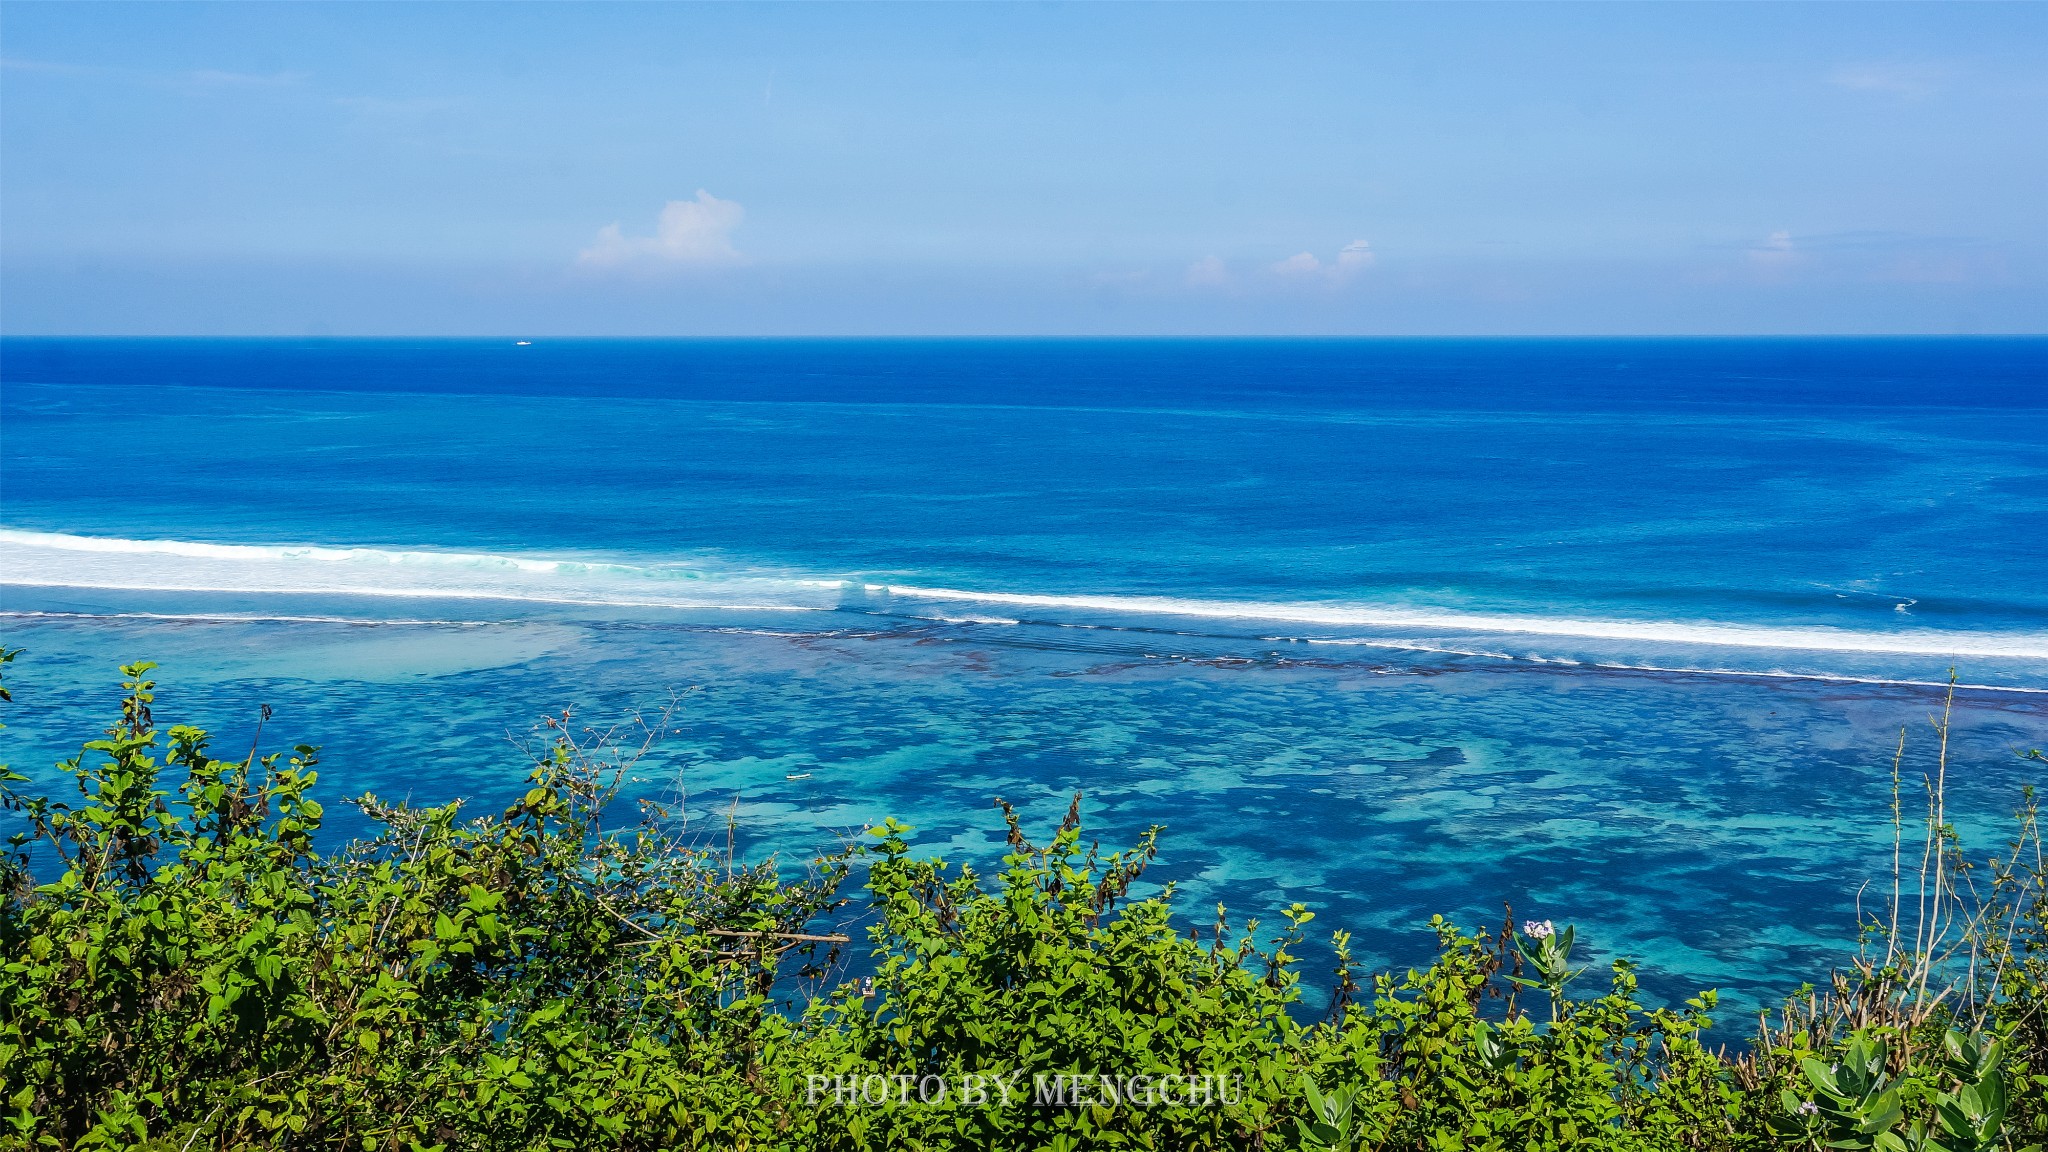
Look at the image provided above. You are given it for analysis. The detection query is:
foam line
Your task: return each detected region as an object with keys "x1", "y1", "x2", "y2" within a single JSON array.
[
  {"x1": 6, "y1": 529, "x2": 2044, "y2": 662},
  {"x1": 0, "y1": 529, "x2": 838, "y2": 612},
  {"x1": 0, "y1": 609, "x2": 496, "y2": 626},
  {"x1": 1573, "y1": 665, "x2": 2048, "y2": 696},
  {"x1": 871, "y1": 585, "x2": 2048, "y2": 660},
  {"x1": 0, "y1": 577, "x2": 823, "y2": 613},
  {"x1": 0, "y1": 528, "x2": 839, "y2": 586}
]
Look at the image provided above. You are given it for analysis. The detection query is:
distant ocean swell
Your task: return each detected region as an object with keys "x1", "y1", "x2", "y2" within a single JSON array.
[{"x1": 6, "y1": 530, "x2": 2046, "y2": 693}]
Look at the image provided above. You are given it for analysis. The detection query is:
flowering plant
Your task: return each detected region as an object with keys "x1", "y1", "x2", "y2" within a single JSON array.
[{"x1": 1508, "y1": 917, "x2": 1585, "y2": 1023}]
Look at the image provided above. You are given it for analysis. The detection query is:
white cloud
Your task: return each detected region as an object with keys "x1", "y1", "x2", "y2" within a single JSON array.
[
  {"x1": 1828, "y1": 63, "x2": 1944, "y2": 98},
  {"x1": 1335, "y1": 240, "x2": 1375, "y2": 274},
  {"x1": 1184, "y1": 241, "x2": 1375, "y2": 291},
  {"x1": 1742, "y1": 230, "x2": 1812, "y2": 281},
  {"x1": 1272, "y1": 251, "x2": 1323, "y2": 277},
  {"x1": 579, "y1": 191, "x2": 745, "y2": 267},
  {"x1": 1271, "y1": 241, "x2": 1374, "y2": 284}
]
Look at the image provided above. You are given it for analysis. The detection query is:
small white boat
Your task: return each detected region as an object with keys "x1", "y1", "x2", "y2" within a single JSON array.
[
  {"x1": 785, "y1": 772, "x2": 812, "y2": 780},
  {"x1": 515, "y1": 340, "x2": 532, "y2": 346}
]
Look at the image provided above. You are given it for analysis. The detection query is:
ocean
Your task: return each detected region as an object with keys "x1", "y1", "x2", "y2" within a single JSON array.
[{"x1": 3, "y1": 336, "x2": 2045, "y2": 1018}]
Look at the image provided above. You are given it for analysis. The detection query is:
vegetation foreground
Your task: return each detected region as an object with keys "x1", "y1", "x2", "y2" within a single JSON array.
[{"x1": 2, "y1": 654, "x2": 2044, "y2": 1151}]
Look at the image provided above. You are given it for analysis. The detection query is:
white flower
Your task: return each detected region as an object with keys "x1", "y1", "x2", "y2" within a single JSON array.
[
  {"x1": 1522, "y1": 920, "x2": 1555, "y2": 940},
  {"x1": 1797, "y1": 1100, "x2": 1819, "y2": 1116}
]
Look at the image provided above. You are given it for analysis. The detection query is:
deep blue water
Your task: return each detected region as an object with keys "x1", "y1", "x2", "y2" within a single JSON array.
[{"x1": 3, "y1": 337, "x2": 2045, "y2": 1021}]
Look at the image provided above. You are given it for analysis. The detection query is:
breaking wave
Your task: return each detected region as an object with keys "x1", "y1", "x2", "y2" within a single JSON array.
[{"x1": 6, "y1": 531, "x2": 2046, "y2": 676}]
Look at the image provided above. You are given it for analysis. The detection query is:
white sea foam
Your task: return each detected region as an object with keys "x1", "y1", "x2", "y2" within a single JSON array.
[
  {"x1": 0, "y1": 528, "x2": 840, "y2": 584},
  {"x1": 0, "y1": 609, "x2": 495, "y2": 627},
  {"x1": 0, "y1": 579, "x2": 821, "y2": 613},
  {"x1": 5, "y1": 529, "x2": 2046, "y2": 665},
  {"x1": 870, "y1": 583, "x2": 2048, "y2": 661},
  {"x1": 0, "y1": 529, "x2": 838, "y2": 612}
]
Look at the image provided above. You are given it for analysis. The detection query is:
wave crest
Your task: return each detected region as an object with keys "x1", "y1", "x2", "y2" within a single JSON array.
[{"x1": 6, "y1": 529, "x2": 2045, "y2": 666}]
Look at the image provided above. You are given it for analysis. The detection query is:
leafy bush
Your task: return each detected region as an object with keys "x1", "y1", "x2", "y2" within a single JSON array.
[{"x1": 1, "y1": 656, "x2": 2042, "y2": 1151}]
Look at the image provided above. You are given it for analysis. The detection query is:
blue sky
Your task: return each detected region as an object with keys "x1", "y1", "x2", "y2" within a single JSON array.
[{"x1": 3, "y1": 3, "x2": 2043, "y2": 335}]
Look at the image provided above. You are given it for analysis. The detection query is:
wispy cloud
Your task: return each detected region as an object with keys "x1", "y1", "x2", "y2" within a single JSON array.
[
  {"x1": 1184, "y1": 256, "x2": 1228, "y2": 287},
  {"x1": 1271, "y1": 251, "x2": 1324, "y2": 277},
  {"x1": 579, "y1": 191, "x2": 746, "y2": 268},
  {"x1": 1742, "y1": 230, "x2": 1812, "y2": 282},
  {"x1": 1335, "y1": 240, "x2": 1375, "y2": 275},
  {"x1": 1273, "y1": 240, "x2": 1375, "y2": 283},
  {"x1": 1748, "y1": 229, "x2": 1798, "y2": 268},
  {"x1": 1828, "y1": 62, "x2": 1945, "y2": 98},
  {"x1": 1187, "y1": 240, "x2": 1376, "y2": 290},
  {"x1": 1698, "y1": 228, "x2": 2007, "y2": 288}
]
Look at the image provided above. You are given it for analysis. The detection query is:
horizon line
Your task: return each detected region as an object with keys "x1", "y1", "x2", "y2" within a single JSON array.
[{"x1": 4, "y1": 332, "x2": 2045, "y2": 342}]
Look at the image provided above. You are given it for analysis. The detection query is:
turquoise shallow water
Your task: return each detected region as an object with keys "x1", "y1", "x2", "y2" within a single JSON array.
[{"x1": 2, "y1": 337, "x2": 2045, "y2": 1020}]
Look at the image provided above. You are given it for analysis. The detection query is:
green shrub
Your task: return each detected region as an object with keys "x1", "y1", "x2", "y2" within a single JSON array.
[{"x1": 1, "y1": 656, "x2": 2041, "y2": 1151}]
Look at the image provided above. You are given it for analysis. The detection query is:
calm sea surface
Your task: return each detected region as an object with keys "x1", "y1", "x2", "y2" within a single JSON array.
[{"x1": 3, "y1": 337, "x2": 2045, "y2": 1016}]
